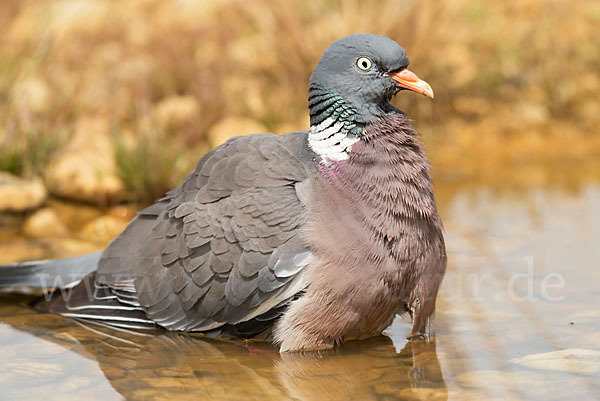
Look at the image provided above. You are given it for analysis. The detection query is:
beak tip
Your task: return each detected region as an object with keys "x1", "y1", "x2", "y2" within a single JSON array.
[{"x1": 423, "y1": 83, "x2": 435, "y2": 99}]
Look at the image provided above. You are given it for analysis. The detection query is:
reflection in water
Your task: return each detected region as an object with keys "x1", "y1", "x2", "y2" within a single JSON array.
[
  {"x1": 275, "y1": 339, "x2": 445, "y2": 401},
  {"x1": 433, "y1": 183, "x2": 600, "y2": 401},
  {"x1": 0, "y1": 294, "x2": 447, "y2": 401}
]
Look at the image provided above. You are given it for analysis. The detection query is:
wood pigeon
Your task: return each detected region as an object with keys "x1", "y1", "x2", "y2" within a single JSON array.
[{"x1": 0, "y1": 33, "x2": 446, "y2": 352}]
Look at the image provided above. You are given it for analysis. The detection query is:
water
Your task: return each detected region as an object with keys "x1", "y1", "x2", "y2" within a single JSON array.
[{"x1": 1, "y1": 179, "x2": 599, "y2": 401}]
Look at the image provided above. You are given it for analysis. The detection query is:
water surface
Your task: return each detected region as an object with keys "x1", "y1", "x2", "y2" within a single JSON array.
[{"x1": 1, "y1": 178, "x2": 599, "y2": 401}]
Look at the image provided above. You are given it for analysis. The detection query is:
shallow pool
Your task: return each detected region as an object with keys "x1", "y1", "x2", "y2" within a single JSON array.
[{"x1": 1, "y1": 178, "x2": 599, "y2": 401}]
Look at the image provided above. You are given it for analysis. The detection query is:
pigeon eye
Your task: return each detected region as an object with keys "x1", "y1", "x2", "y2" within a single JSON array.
[{"x1": 357, "y1": 57, "x2": 372, "y2": 71}]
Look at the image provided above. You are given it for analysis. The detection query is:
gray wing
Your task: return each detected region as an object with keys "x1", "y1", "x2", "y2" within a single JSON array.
[{"x1": 94, "y1": 132, "x2": 313, "y2": 333}]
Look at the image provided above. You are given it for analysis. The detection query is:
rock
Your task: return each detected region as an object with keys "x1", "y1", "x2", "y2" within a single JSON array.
[
  {"x1": 79, "y1": 215, "x2": 128, "y2": 244},
  {"x1": 207, "y1": 117, "x2": 268, "y2": 147},
  {"x1": 44, "y1": 116, "x2": 126, "y2": 204},
  {"x1": 510, "y1": 348, "x2": 600, "y2": 374},
  {"x1": 155, "y1": 95, "x2": 200, "y2": 129},
  {"x1": 0, "y1": 172, "x2": 47, "y2": 212},
  {"x1": 22, "y1": 208, "x2": 69, "y2": 238}
]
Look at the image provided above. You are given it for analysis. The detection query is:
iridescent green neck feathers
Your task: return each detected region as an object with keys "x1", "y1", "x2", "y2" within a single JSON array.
[{"x1": 308, "y1": 90, "x2": 364, "y2": 163}]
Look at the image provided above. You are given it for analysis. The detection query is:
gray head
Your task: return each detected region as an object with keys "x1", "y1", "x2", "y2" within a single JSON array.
[{"x1": 309, "y1": 33, "x2": 433, "y2": 126}]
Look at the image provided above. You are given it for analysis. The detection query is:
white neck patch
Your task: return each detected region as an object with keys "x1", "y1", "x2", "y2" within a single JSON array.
[{"x1": 308, "y1": 117, "x2": 360, "y2": 163}]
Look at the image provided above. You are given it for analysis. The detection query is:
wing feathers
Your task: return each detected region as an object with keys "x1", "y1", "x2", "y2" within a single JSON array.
[{"x1": 67, "y1": 132, "x2": 314, "y2": 336}]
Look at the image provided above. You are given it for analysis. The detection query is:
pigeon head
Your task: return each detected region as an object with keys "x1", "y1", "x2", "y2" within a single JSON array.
[{"x1": 308, "y1": 33, "x2": 433, "y2": 127}]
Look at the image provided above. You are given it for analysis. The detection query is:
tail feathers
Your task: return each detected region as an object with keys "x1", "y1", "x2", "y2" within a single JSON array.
[
  {"x1": 0, "y1": 252, "x2": 102, "y2": 290},
  {"x1": 34, "y1": 272, "x2": 158, "y2": 330}
]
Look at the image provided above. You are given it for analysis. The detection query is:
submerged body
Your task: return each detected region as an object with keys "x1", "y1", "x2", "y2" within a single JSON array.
[{"x1": 0, "y1": 34, "x2": 446, "y2": 351}]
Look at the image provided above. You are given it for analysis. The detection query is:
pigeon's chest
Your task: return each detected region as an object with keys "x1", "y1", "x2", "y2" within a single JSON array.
[
  {"x1": 303, "y1": 163, "x2": 423, "y2": 270},
  {"x1": 299, "y1": 156, "x2": 437, "y2": 323},
  {"x1": 301, "y1": 171, "x2": 415, "y2": 297}
]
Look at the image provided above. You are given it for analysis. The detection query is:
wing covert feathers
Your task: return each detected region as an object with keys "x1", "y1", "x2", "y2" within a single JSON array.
[{"x1": 68, "y1": 132, "x2": 315, "y2": 335}]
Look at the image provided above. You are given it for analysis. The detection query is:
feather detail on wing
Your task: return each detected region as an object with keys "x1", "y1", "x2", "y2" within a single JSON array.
[{"x1": 49, "y1": 132, "x2": 313, "y2": 337}]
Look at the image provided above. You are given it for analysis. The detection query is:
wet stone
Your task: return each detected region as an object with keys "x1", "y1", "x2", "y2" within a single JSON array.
[
  {"x1": 44, "y1": 116, "x2": 125, "y2": 204},
  {"x1": 0, "y1": 172, "x2": 47, "y2": 212},
  {"x1": 510, "y1": 348, "x2": 600, "y2": 374},
  {"x1": 23, "y1": 208, "x2": 70, "y2": 238}
]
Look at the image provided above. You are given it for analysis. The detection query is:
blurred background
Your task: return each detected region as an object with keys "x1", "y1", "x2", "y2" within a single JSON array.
[
  {"x1": 2, "y1": 2, "x2": 600, "y2": 400},
  {"x1": 0, "y1": 0, "x2": 599, "y2": 260}
]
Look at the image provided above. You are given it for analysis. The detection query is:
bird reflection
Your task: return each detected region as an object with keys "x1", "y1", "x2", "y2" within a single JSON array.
[{"x1": 2, "y1": 296, "x2": 447, "y2": 401}]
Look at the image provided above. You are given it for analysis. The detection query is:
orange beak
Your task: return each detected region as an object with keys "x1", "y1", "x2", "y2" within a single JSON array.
[{"x1": 388, "y1": 68, "x2": 434, "y2": 99}]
